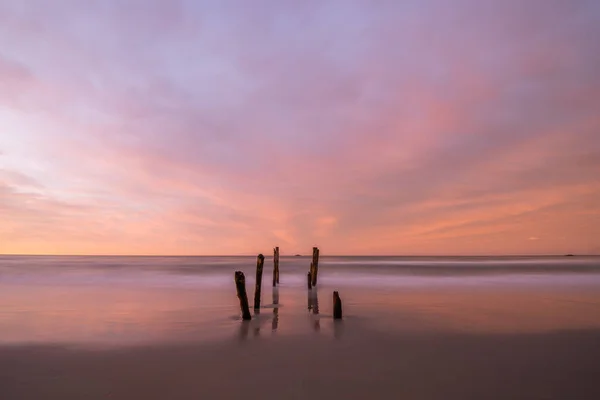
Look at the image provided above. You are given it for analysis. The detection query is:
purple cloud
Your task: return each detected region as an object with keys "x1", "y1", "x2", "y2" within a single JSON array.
[{"x1": 1, "y1": 0, "x2": 599, "y2": 255}]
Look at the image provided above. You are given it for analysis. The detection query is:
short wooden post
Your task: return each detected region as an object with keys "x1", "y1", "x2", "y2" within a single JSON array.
[
  {"x1": 333, "y1": 291, "x2": 342, "y2": 319},
  {"x1": 234, "y1": 271, "x2": 251, "y2": 320},
  {"x1": 311, "y1": 247, "x2": 320, "y2": 286},
  {"x1": 254, "y1": 254, "x2": 265, "y2": 310},
  {"x1": 272, "y1": 246, "x2": 280, "y2": 287},
  {"x1": 307, "y1": 271, "x2": 312, "y2": 290}
]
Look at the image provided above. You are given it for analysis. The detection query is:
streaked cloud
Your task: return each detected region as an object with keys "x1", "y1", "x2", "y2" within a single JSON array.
[{"x1": 1, "y1": 0, "x2": 599, "y2": 255}]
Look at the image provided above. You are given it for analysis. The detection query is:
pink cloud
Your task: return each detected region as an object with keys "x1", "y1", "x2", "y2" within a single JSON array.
[{"x1": 0, "y1": 0, "x2": 599, "y2": 255}]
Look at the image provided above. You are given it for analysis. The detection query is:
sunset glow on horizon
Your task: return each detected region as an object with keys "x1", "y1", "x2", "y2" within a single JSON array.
[{"x1": 1, "y1": 1, "x2": 599, "y2": 256}]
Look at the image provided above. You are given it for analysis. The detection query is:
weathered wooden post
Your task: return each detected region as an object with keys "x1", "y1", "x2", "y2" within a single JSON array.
[
  {"x1": 254, "y1": 254, "x2": 265, "y2": 310},
  {"x1": 272, "y1": 246, "x2": 280, "y2": 287},
  {"x1": 234, "y1": 271, "x2": 251, "y2": 320},
  {"x1": 333, "y1": 291, "x2": 342, "y2": 319},
  {"x1": 311, "y1": 247, "x2": 320, "y2": 286},
  {"x1": 307, "y1": 271, "x2": 312, "y2": 290}
]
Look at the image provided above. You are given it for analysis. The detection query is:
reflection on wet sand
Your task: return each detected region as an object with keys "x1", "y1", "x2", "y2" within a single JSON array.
[
  {"x1": 238, "y1": 315, "x2": 262, "y2": 340},
  {"x1": 272, "y1": 287, "x2": 279, "y2": 331},
  {"x1": 308, "y1": 289, "x2": 320, "y2": 332},
  {"x1": 239, "y1": 321, "x2": 250, "y2": 340},
  {"x1": 239, "y1": 288, "x2": 281, "y2": 339},
  {"x1": 4, "y1": 276, "x2": 600, "y2": 346},
  {"x1": 334, "y1": 320, "x2": 344, "y2": 339}
]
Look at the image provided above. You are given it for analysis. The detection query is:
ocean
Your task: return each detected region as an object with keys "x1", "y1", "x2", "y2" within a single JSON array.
[
  {"x1": 2, "y1": 255, "x2": 600, "y2": 399},
  {"x1": 2, "y1": 254, "x2": 600, "y2": 345}
]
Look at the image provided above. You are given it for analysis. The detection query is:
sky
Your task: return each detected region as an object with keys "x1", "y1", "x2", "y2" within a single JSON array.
[{"x1": 1, "y1": 0, "x2": 599, "y2": 256}]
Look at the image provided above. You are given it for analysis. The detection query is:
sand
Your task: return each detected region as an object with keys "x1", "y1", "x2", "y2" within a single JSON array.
[{"x1": 1, "y1": 328, "x2": 599, "y2": 399}]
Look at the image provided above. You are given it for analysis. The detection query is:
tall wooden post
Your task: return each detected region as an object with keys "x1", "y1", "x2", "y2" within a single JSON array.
[
  {"x1": 275, "y1": 247, "x2": 280, "y2": 284},
  {"x1": 333, "y1": 291, "x2": 342, "y2": 320},
  {"x1": 307, "y1": 271, "x2": 312, "y2": 290},
  {"x1": 272, "y1": 246, "x2": 280, "y2": 287},
  {"x1": 254, "y1": 254, "x2": 265, "y2": 310},
  {"x1": 311, "y1": 247, "x2": 320, "y2": 287},
  {"x1": 234, "y1": 271, "x2": 251, "y2": 320}
]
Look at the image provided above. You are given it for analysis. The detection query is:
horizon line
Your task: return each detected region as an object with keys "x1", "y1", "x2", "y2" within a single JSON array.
[{"x1": 0, "y1": 253, "x2": 594, "y2": 257}]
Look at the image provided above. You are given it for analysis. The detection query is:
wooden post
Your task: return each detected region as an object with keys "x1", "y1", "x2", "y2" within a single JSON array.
[
  {"x1": 272, "y1": 247, "x2": 276, "y2": 287},
  {"x1": 311, "y1": 247, "x2": 320, "y2": 287},
  {"x1": 275, "y1": 247, "x2": 280, "y2": 284},
  {"x1": 333, "y1": 291, "x2": 342, "y2": 319},
  {"x1": 234, "y1": 271, "x2": 251, "y2": 320},
  {"x1": 254, "y1": 254, "x2": 265, "y2": 310},
  {"x1": 272, "y1": 246, "x2": 280, "y2": 287},
  {"x1": 307, "y1": 271, "x2": 312, "y2": 290}
]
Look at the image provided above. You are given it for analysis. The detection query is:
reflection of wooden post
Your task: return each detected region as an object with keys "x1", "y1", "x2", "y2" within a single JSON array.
[
  {"x1": 254, "y1": 254, "x2": 265, "y2": 310},
  {"x1": 311, "y1": 247, "x2": 320, "y2": 286},
  {"x1": 309, "y1": 290, "x2": 320, "y2": 331},
  {"x1": 333, "y1": 291, "x2": 342, "y2": 319},
  {"x1": 312, "y1": 291, "x2": 319, "y2": 315},
  {"x1": 307, "y1": 271, "x2": 312, "y2": 290},
  {"x1": 272, "y1": 287, "x2": 279, "y2": 331},
  {"x1": 234, "y1": 271, "x2": 251, "y2": 320},
  {"x1": 239, "y1": 320, "x2": 250, "y2": 340},
  {"x1": 272, "y1": 246, "x2": 280, "y2": 287}
]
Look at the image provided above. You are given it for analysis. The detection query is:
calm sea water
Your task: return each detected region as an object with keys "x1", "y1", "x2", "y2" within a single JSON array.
[
  {"x1": 1, "y1": 255, "x2": 600, "y2": 346},
  {"x1": 2, "y1": 255, "x2": 600, "y2": 285}
]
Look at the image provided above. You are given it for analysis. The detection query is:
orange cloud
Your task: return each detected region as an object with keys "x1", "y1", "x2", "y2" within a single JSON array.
[{"x1": 1, "y1": 0, "x2": 599, "y2": 255}]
